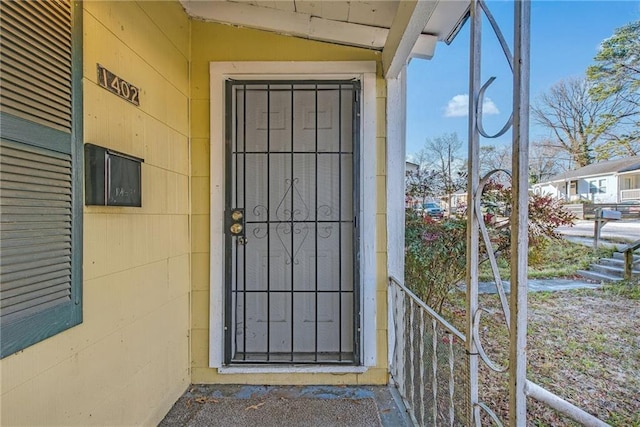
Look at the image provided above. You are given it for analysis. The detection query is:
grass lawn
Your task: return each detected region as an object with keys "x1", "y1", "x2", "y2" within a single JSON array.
[
  {"x1": 439, "y1": 239, "x2": 640, "y2": 425},
  {"x1": 478, "y1": 238, "x2": 615, "y2": 281}
]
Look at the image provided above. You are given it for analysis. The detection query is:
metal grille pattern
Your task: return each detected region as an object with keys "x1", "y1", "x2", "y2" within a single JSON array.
[
  {"x1": 389, "y1": 278, "x2": 470, "y2": 426},
  {"x1": 225, "y1": 81, "x2": 360, "y2": 364}
]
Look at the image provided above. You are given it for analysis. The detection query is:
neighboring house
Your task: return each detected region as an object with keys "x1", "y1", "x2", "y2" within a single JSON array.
[
  {"x1": 406, "y1": 161, "x2": 420, "y2": 175},
  {"x1": 0, "y1": 1, "x2": 470, "y2": 425},
  {"x1": 532, "y1": 157, "x2": 640, "y2": 203},
  {"x1": 450, "y1": 190, "x2": 468, "y2": 213}
]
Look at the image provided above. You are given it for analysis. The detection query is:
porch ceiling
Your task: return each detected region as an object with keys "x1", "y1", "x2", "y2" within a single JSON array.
[{"x1": 180, "y1": 0, "x2": 469, "y2": 78}]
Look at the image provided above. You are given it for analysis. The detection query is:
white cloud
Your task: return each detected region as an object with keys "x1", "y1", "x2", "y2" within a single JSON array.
[
  {"x1": 444, "y1": 94, "x2": 500, "y2": 117},
  {"x1": 482, "y1": 98, "x2": 500, "y2": 115}
]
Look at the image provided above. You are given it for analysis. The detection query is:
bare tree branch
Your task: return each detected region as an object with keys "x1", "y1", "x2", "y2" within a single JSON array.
[{"x1": 532, "y1": 77, "x2": 632, "y2": 166}]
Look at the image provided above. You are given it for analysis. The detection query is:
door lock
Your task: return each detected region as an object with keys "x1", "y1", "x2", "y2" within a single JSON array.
[
  {"x1": 226, "y1": 208, "x2": 246, "y2": 241},
  {"x1": 231, "y1": 210, "x2": 243, "y2": 221}
]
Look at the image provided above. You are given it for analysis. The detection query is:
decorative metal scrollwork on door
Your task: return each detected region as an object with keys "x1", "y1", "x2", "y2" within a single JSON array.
[{"x1": 249, "y1": 178, "x2": 335, "y2": 264}]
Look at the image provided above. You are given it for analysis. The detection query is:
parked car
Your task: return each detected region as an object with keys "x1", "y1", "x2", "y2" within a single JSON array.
[{"x1": 423, "y1": 202, "x2": 444, "y2": 218}]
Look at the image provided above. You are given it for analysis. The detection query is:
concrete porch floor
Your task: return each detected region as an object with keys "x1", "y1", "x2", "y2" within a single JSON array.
[{"x1": 159, "y1": 384, "x2": 411, "y2": 427}]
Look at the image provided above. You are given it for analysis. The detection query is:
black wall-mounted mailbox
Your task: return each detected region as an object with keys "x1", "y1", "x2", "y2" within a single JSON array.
[{"x1": 85, "y1": 144, "x2": 143, "y2": 207}]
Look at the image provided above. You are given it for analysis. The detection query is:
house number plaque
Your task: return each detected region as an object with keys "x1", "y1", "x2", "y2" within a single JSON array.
[{"x1": 97, "y1": 64, "x2": 140, "y2": 106}]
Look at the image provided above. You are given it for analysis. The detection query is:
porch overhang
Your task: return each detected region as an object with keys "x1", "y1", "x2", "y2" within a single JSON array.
[
  {"x1": 180, "y1": 0, "x2": 469, "y2": 78},
  {"x1": 618, "y1": 169, "x2": 640, "y2": 177}
]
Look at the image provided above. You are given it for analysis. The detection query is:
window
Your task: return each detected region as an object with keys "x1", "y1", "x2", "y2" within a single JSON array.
[
  {"x1": 0, "y1": 0, "x2": 82, "y2": 358},
  {"x1": 589, "y1": 180, "x2": 598, "y2": 194},
  {"x1": 599, "y1": 179, "x2": 607, "y2": 194}
]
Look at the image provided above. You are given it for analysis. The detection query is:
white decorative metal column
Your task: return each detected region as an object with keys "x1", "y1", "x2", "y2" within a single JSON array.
[
  {"x1": 509, "y1": 0, "x2": 531, "y2": 423},
  {"x1": 465, "y1": 0, "x2": 530, "y2": 425}
]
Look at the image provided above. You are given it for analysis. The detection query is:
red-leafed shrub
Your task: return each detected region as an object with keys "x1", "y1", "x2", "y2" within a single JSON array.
[{"x1": 405, "y1": 183, "x2": 576, "y2": 311}]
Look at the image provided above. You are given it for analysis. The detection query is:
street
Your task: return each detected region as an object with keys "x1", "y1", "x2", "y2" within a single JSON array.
[{"x1": 556, "y1": 219, "x2": 640, "y2": 243}]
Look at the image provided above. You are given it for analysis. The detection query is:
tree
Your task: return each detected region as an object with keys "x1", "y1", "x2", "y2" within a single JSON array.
[
  {"x1": 528, "y1": 139, "x2": 567, "y2": 184},
  {"x1": 587, "y1": 21, "x2": 639, "y2": 106},
  {"x1": 587, "y1": 20, "x2": 640, "y2": 158},
  {"x1": 420, "y1": 133, "x2": 467, "y2": 213},
  {"x1": 479, "y1": 144, "x2": 511, "y2": 177},
  {"x1": 405, "y1": 167, "x2": 438, "y2": 208},
  {"x1": 531, "y1": 77, "x2": 630, "y2": 167}
]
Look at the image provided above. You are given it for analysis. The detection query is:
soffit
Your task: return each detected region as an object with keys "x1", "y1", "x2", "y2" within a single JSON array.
[{"x1": 180, "y1": 0, "x2": 470, "y2": 78}]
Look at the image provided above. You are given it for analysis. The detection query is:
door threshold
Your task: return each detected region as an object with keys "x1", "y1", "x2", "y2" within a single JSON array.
[{"x1": 217, "y1": 365, "x2": 369, "y2": 374}]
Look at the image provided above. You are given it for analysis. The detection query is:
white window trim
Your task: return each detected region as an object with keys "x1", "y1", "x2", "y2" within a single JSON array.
[{"x1": 208, "y1": 61, "x2": 378, "y2": 371}]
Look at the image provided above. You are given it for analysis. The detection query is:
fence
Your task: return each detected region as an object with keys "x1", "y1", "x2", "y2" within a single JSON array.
[{"x1": 565, "y1": 203, "x2": 640, "y2": 220}]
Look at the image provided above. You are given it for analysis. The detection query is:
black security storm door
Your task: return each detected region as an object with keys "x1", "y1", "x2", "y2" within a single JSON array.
[{"x1": 224, "y1": 81, "x2": 360, "y2": 364}]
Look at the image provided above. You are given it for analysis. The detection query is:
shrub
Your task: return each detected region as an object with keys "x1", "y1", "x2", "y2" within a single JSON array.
[
  {"x1": 404, "y1": 183, "x2": 576, "y2": 313},
  {"x1": 405, "y1": 210, "x2": 466, "y2": 311}
]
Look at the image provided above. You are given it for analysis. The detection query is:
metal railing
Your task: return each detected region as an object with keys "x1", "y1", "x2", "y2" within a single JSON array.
[
  {"x1": 621, "y1": 240, "x2": 640, "y2": 280},
  {"x1": 389, "y1": 276, "x2": 610, "y2": 426},
  {"x1": 620, "y1": 188, "x2": 640, "y2": 201},
  {"x1": 389, "y1": 277, "x2": 470, "y2": 426}
]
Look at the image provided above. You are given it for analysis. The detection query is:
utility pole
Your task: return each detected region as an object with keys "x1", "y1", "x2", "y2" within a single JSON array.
[{"x1": 447, "y1": 143, "x2": 452, "y2": 216}]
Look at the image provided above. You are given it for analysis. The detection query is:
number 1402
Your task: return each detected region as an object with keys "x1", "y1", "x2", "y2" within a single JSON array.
[{"x1": 97, "y1": 64, "x2": 140, "y2": 106}]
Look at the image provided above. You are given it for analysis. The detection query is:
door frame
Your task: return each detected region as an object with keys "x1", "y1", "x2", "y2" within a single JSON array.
[{"x1": 209, "y1": 61, "x2": 378, "y2": 371}]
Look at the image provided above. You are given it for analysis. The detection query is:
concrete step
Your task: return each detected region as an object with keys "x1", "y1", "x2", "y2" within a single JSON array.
[
  {"x1": 612, "y1": 252, "x2": 640, "y2": 262},
  {"x1": 590, "y1": 263, "x2": 623, "y2": 277},
  {"x1": 598, "y1": 258, "x2": 625, "y2": 268},
  {"x1": 576, "y1": 269, "x2": 623, "y2": 283},
  {"x1": 589, "y1": 263, "x2": 640, "y2": 277}
]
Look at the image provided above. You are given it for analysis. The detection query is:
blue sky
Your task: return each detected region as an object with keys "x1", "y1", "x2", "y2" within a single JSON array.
[{"x1": 406, "y1": 1, "x2": 640, "y2": 157}]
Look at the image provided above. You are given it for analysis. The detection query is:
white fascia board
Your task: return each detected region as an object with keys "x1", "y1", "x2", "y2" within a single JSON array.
[
  {"x1": 424, "y1": 0, "x2": 471, "y2": 43},
  {"x1": 382, "y1": 0, "x2": 437, "y2": 78},
  {"x1": 617, "y1": 169, "x2": 640, "y2": 176},
  {"x1": 410, "y1": 34, "x2": 437, "y2": 60},
  {"x1": 183, "y1": 0, "x2": 387, "y2": 49}
]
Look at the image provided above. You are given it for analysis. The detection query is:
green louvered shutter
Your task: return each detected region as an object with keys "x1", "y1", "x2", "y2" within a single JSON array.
[{"x1": 0, "y1": 0, "x2": 82, "y2": 358}]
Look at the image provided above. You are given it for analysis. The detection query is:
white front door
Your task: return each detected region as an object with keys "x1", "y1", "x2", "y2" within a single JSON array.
[{"x1": 224, "y1": 81, "x2": 360, "y2": 364}]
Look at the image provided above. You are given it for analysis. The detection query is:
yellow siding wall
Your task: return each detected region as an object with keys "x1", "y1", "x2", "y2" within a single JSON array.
[
  {"x1": 0, "y1": 2, "x2": 191, "y2": 425},
  {"x1": 190, "y1": 22, "x2": 389, "y2": 385}
]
